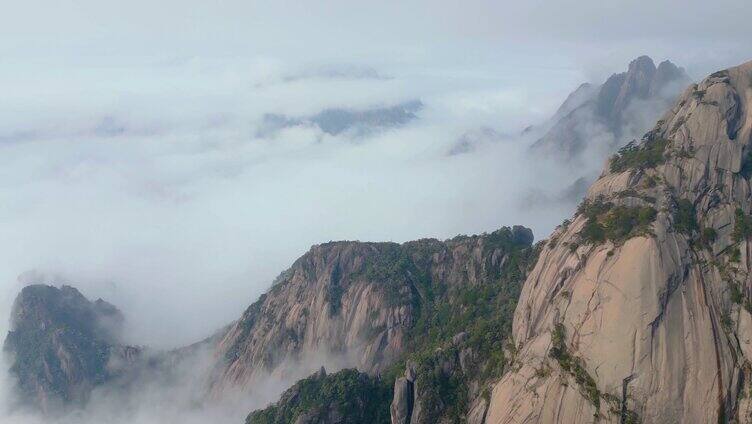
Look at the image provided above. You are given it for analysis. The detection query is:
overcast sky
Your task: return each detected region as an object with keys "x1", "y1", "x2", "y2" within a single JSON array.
[
  {"x1": 2, "y1": 0, "x2": 751, "y2": 73},
  {"x1": 1, "y1": 0, "x2": 751, "y2": 347}
]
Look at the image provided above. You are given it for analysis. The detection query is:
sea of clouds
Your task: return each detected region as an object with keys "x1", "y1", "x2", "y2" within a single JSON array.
[
  {"x1": 0, "y1": 56, "x2": 590, "y2": 423},
  {"x1": 2, "y1": 0, "x2": 751, "y2": 421}
]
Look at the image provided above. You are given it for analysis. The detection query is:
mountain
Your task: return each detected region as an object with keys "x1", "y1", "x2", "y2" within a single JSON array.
[
  {"x1": 256, "y1": 100, "x2": 423, "y2": 138},
  {"x1": 233, "y1": 225, "x2": 539, "y2": 423},
  {"x1": 4, "y1": 225, "x2": 539, "y2": 423},
  {"x1": 246, "y1": 368, "x2": 392, "y2": 424},
  {"x1": 210, "y1": 225, "x2": 538, "y2": 415},
  {"x1": 487, "y1": 61, "x2": 752, "y2": 423},
  {"x1": 3, "y1": 285, "x2": 141, "y2": 411},
  {"x1": 532, "y1": 56, "x2": 691, "y2": 160}
]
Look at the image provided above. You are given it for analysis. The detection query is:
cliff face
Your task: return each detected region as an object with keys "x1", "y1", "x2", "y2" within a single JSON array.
[
  {"x1": 210, "y1": 226, "x2": 535, "y2": 398},
  {"x1": 3, "y1": 285, "x2": 141, "y2": 411},
  {"x1": 487, "y1": 61, "x2": 752, "y2": 423},
  {"x1": 237, "y1": 225, "x2": 537, "y2": 424},
  {"x1": 532, "y1": 56, "x2": 691, "y2": 160},
  {"x1": 209, "y1": 240, "x2": 421, "y2": 395}
]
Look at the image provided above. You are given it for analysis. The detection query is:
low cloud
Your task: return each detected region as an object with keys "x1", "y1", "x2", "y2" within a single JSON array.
[
  {"x1": 280, "y1": 64, "x2": 392, "y2": 84},
  {"x1": 0, "y1": 57, "x2": 584, "y2": 424},
  {"x1": 447, "y1": 127, "x2": 513, "y2": 156},
  {"x1": 256, "y1": 100, "x2": 423, "y2": 138}
]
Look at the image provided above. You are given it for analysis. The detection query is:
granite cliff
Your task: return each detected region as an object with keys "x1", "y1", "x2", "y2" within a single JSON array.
[{"x1": 487, "y1": 60, "x2": 752, "y2": 423}]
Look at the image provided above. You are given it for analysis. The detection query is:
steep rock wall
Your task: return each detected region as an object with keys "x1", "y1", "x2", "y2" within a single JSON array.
[{"x1": 488, "y1": 61, "x2": 752, "y2": 423}]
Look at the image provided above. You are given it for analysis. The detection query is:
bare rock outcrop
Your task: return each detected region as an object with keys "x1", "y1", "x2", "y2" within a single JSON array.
[
  {"x1": 487, "y1": 60, "x2": 752, "y2": 423},
  {"x1": 211, "y1": 226, "x2": 535, "y2": 397},
  {"x1": 210, "y1": 241, "x2": 421, "y2": 395},
  {"x1": 390, "y1": 362, "x2": 416, "y2": 424}
]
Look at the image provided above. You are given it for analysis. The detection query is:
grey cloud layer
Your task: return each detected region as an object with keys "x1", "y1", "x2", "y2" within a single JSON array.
[{"x1": 0, "y1": 57, "x2": 583, "y2": 423}]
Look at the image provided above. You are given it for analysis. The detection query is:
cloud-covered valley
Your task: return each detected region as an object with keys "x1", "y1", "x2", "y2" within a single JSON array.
[
  {"x1": 0, "y1": 58, "x2": 580, "y2": 349},
  {"x1": 2, "y1": 1, "x2": 752, "y2": 422}
]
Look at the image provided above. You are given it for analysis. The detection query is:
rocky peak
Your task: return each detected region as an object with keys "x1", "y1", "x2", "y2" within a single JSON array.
[
  {"x1": 652, "y1": 59, "x2": 686, "y2": 94},
  {"x1": 603, "y1": 56, "x2": 656, "y2": 121},
  {"x1": 487, "y1": 60, "x2": 752, "y2": 423},
  {"x1": 550, "y1": 82, "x2": 597, "y2": 122},
  {"x1": 4, "y1": 224, "x2": 537, "y2": 421},
  {"x1": 532, "y1": 55, "x2": 691, "y2": 159},
  {"x1": 9, "y1": 285, "x2": 123, "y2": 344},
  {"x1": 210, "y1": 225, "x2": 538, "y2": 417},
  {"x1": 238, "y1": 225, "x2": 538, "y2": 423},
  {"x1": 628, "y1": 54, "x2": 656, "y2": 72},
  {"x1": 3, "y1": 284, "x2": 140, "y2": 412}
]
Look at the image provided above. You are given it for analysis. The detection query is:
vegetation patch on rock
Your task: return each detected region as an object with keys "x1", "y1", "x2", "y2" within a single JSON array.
[
  {"x1": 673, "y1": 199, "x2": 698, "y2": 234},
  {"x1": 576, "y1": 199, "x2": 657, "y2": 245},
  {"x1": 380, "y1": 230, "x2": 542, "y2": 422},
  {"x1": 609, "y1": 138, "x2": 669, "y2": 173},
  {"x1": 549, "y1": 324, "x2": 601, "y2": 410},
  {"x1": 733, "y1": 208, "x2": 752, "y2": 242},
  {"x1": 3, "y1": 285, "x2": 128, "y2": 408},
  {"x1": 548, "y1": 323, "x2": 641, "y2": 421},
  {"x1": 700, "y1": 227, "x2": 717, "y2": 246},
  {"x1": 246, "y1": 368, "x2": 392, "y2": 424}
]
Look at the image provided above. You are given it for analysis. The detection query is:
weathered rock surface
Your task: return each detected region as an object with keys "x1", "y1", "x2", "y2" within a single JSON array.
[
  {"x1": 211, "y1": 225, "x2": 535, "y2": 397},
  {"x1": 532, "y1": 56, "x2": 691, "y2": 160},
  {"x1": 210, "y1": 242, "x2": 418, "y2": 394},
  {"x1": 487, "y1": 60, "x2": 752, "y2": 423},
  {"x1": 233, "y1": 224, "x2": 537, "y2": 423},
  {"x1": 390, "y1": 362, "x2": 416, "y2": 424}
]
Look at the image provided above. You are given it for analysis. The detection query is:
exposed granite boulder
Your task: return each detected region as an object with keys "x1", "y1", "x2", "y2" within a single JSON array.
[
  {"x1": 466, "y1": 397, "x2": 489, "y2": 424},
  {"x1": 390, "y1": 363, "x2": 416, "y2": 424}
]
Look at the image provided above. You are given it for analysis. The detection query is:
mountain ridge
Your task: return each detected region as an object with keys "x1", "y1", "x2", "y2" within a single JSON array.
[
  {"x1": 2, "y1": 285, "x2": 142, "y2": 412},
  {"x1": 4, "y1": 225, "x2": 539, "y2": 423},
  {"x1": 532, "y1": 55, "x2": 691, "y2": 160}
]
